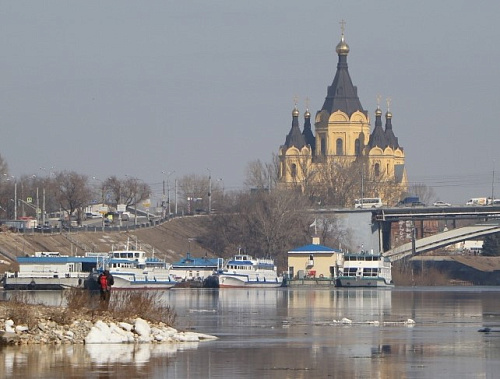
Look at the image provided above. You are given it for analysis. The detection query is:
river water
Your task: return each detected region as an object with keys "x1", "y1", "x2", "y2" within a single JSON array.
[{"x1": 1, "y1": 287, "x2": 500, "y2": 378}]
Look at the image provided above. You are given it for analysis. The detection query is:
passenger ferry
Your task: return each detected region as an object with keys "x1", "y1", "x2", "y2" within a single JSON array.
[
  {"x1": 216, "y1": 253, "x2": 283, "y2": 288},
  {"x1": 336, "y1": 250, "x2": 393, "y2": 287},
  {"x1": 86, "y1": 249, "x2": 177, "y2": 290},
  {"x1": 2, "y1": 252, "x2": 101, "y2": 290},
  {"x1": 3, "y1": 249, "x2": 177, "y2": 290}
]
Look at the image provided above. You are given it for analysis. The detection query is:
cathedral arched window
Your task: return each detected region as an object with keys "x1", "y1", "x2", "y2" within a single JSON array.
[
  {"x1": 291, "y1": 163, "x2": 297, "y2": 178},
  {"x1": 355, "y1": 139, "x2": 361, "y2": 156},
  {"x1": 374, "y1": 163, "x2": 380, "y2": 177},
  {"x1": 320, "y1": 137, "x2": 326, "y2": 156},
  {"x1": 336, "y1": 139, "x2": 343, "y2": 156}
]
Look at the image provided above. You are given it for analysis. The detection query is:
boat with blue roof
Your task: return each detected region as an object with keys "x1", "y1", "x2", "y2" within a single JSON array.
[
  {"x1": 86, "y1": 248, "x2": 178, "y2": 290},
  {"x1": 170, "y1": 252, "x2": 223, "y2": 288},
  {"x1": 216, "y1": 253, "x2": 283, "y2": 288},
  {"x1": 3, "y1": 251, "x2": 102, "y2": 290},
  {"x1": 3, "y1": 247, "x2": 178, "y2": 290}
]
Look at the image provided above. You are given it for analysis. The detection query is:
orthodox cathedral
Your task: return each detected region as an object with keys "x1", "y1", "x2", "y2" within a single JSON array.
[{"x1": 278, "y1": 27, "x2": 408, "y2": 206}]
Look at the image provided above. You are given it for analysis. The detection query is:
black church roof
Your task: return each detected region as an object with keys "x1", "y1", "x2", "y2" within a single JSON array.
[
  {"x1": 283, "y1": 108, "x2": 306, "y2": 150},
  {"x1": 321, "y1": 34, "x2": 367, "y2": 118}
]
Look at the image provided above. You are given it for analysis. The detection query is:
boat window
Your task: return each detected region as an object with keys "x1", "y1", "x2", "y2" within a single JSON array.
[{"x1": 363, "y1": 268, "x2": 378, "y2": 277}]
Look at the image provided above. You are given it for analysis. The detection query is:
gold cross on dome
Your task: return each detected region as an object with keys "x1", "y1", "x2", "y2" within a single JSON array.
[{"x1": 340, "y1": 20, "x2": 346, "y2": 35}]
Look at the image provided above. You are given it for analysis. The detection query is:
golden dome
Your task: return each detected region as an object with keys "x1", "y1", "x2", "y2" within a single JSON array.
[
  {"x1": 385, "y1": 110, "x2": 392, "y2": 119},
  {"x1": 336, "y1": 34, "x2": 350, "y2": 56},
  {"x1": 292, "y1": 107, "x2": 299, "y2": 117},
  {"x1": 375, "y1": 107, "x2": 382, "y2": 116},
  {"x1": 304, "y1": 109, "x2": 311, "y2": 118}
]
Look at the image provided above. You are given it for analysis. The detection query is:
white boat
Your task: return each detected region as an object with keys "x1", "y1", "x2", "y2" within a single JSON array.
[
  {"x1": 336, "y1": 250, "x2": 393, "y2": 287},
  {"x1": 216, "y1": 254, "x2": 283, "y2": 288},
  {"x1": 3, "y1": 251, "x2": 102, "y2": 290},
  {"x1": 3, "y1": 249, "x2": 178, "y2": 291},
  {"x1": 87, "y1": 249, "x2": 178, "y2": 290}
]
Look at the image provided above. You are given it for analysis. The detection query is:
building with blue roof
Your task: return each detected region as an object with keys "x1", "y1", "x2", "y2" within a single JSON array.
[{"x1": 288, "y1": 237, "x2": 342, "y2": 280}]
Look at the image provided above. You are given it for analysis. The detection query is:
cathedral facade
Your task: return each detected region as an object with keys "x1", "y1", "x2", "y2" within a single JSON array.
[{"x1": 278, "y1": 30, "x2": 408, "y2": 207}]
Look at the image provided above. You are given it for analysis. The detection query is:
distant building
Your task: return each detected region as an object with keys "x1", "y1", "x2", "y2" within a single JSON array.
[{"x1": 278, "y1": 25, "x2": 408, "y2": 206}]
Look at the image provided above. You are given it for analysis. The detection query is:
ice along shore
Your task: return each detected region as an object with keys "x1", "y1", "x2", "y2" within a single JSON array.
[{"x1": 0, "y1": 301, "x2": 217, "y2": 345}]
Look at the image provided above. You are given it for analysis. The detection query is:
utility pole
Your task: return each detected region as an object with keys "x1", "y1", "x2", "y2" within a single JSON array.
[
  {"x1": 175, "y1": 179, "x2": 178, "y2": 215},
  {"x1": 36, "y1": 187, "x2": 40, "y2": 226},
  {"x1": 492, "y1": 160, "x2": 495, "y2": 203},
  {"x1": 42, "y1": 188, "x2": 46, "y2": 226},
  {"x1": 207, "y1": 168, "x2": 212, "y2": 214},
  {"x1": 14, "y1": 180, "x2": 17, "y2": 220}
]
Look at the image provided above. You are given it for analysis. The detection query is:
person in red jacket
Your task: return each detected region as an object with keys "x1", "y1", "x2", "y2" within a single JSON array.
[{"x1": 98, "y1": 270, "x2": 114, "y2": 303}]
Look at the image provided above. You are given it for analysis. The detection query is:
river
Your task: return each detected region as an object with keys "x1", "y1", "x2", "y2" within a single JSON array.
[{"x1": 1, "y1": 287, "x2": 500, "y2": 378}]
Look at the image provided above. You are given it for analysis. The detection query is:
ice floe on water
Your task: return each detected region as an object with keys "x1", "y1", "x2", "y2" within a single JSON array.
[{"x1": 332, "y1": 318, "x2": 415, "y2": 327}]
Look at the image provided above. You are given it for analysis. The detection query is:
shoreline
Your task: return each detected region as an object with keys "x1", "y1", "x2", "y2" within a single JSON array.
[{"x1": 0, "y1": 301, "x2": 217, "y2": 345}]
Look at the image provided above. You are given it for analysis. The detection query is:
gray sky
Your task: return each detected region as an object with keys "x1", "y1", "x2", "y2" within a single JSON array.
[{"x1": 1, "y1": 1, "x2": 499, "y2": 205}]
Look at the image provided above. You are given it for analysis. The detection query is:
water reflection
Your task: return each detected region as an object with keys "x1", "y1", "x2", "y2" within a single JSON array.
[
  {"x1": 2, "y1": 287, "x2": 500, "y2": 378},
  {"x1": 1, "y1": 342, "x2": 207, "y2": 379}
]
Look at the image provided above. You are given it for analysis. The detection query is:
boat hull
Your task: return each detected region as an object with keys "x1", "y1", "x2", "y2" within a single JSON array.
[
  {"x1": 336, "y1": 276, "x2": 393, "y2": 288},
  {"x1": 85, "y1": 272, "x2": 177, "y2": 290},
  {"x1": 3, "y1": 276, "x2": 86, "y2": 290},
  {"x1": 217, "y1": 274, "x2": 283, "y2": 288}
]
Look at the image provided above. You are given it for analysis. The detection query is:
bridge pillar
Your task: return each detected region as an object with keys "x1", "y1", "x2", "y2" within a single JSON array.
[{"x1": 380, "y1": 221, "x2": 392, "y2": 252}]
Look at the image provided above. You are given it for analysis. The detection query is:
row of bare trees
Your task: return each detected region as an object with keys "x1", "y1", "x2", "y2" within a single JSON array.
[
  {"x1": 0, "y1": 154, "x2": 153, "y2": 225},
  {"x1": 246, "y1": 154, "x2": 433, "y2": 208},
  {"x1": 0, "y1": 151, "x2": 440, "y2": 265}
]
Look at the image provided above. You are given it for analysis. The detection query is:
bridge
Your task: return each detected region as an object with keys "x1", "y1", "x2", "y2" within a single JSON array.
[
  {"x1": 372, "y1": 206, "x2": 500, "y2": 261},
  {"x1": 316, "y1": 205, "x2": 500, "y2": 261},
  {"x1": 382, "y1": 222, "x2": 500, "y2": 261}
]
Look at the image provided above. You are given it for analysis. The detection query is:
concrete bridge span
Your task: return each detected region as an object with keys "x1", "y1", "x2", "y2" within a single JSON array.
[{"x1": 383, "y1": 223, "x2": 500, "y2": 262}]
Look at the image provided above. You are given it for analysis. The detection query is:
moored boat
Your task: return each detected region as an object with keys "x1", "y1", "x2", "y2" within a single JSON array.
[
  {"x1": 85, "y1": 249, "x2": 177, "y2": 290},
  {"x1": 3, "y1": 251, "x2": 102, "y2": 290},
  {"x1": 170, "y1": 252, "x2": 223, "y2": 288},
  {"x1": 3, "y1": 248, "x2": 178, "y2": 291},
  {"x1": 216, "y1": 253, "x2": 283, "y2": 288},
  {"x1": 336, "y1": 250, "x2": 393, "y2": 287}
]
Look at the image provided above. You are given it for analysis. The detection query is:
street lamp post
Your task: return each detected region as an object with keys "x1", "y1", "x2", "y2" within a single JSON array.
[
  {"x1": 14, "y1": 180, "x2": 17, "y2": 220},
  {"x1": 162, "y1": 171, "x2": 175, "y2": 218},
  {"x1": 217, "y1": 178, "x2": 224, "y2": 210},
  {"x1": 207, "y1": 168, "x2": 212, "y2": 214},
  {"x1": 93, "y1": 177, "x2": 106, "y2": 229},
  {"x1": 174, "y1": 179, "x2": 178, "y2": 215}
]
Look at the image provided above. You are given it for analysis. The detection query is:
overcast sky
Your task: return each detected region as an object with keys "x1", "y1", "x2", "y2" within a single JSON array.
[{"x1": 1, "y1": 1, "x2": 499, "y2": 205}]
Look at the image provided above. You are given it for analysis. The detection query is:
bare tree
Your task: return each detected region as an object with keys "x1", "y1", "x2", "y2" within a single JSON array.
[
  {"x1": 203, "y1": 189, "x2": 310, "y2": 270},
  {"x1": 0, "y1": 154, "x2": 8, "y2": 177},
  {"x1": 53, "y1": 171, "x2": 92, "y2": 225},
  {"x1": 317, "y1": 216, "x2": 354, "y2": 251},
  {"x1": 0, "y1": 155, "x2": 11, "y2": 218},
  {"x1": 101, "y1": 176, "x2": 151, "y2": 209},
  {"x1": 408, "y1": 183, "x2": 436, "y2": 205},
  {"x1": 244, "y1": 160, "x2": 269, "y2": 190},
  {"x1": 102, "y1": 176, "x2": 123, "y2": 206},
  {"x1": 313, "y1": 157, "x2": 359, "y2": 207},
  {"x1": 177, "y1": 174, "x2": 210, "y2": 214},
  {"x1": 122, "y1": 177, "x2": 151, "y2": 208}
]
